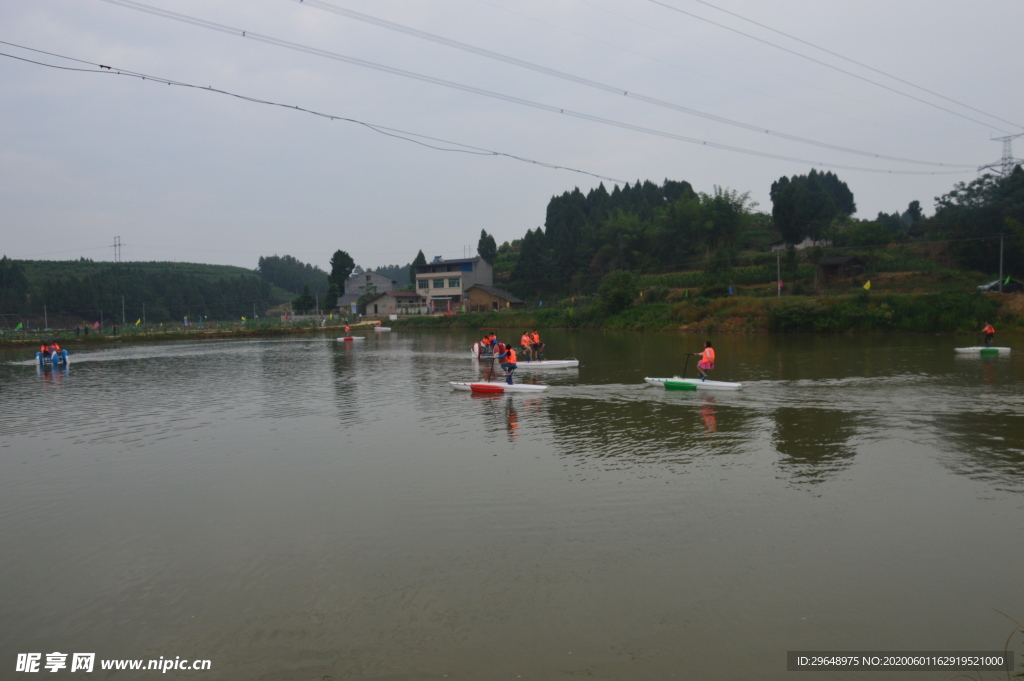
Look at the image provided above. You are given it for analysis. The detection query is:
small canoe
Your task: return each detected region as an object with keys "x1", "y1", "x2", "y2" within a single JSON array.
[
  {"x1": 374, "y1": 327, "x2": 391, "y2": 332},
  {"x1": 337, "y1": 336, "x2": 365, "y2": 342},
  {"x1": 645, "y1": 377, "x2": 742, "y2": 391},
  {"x1": 955, "y1": 346, "x2": 1010, "y2": 354},
  {"x1": 449, "y1": 381, "x2": 549, "y2": 393},
  {"x1": 473, "y1": 356, "x2": 579, "y2": 369}
]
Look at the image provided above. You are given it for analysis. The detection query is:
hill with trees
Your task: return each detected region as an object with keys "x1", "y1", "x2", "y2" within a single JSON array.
[{"x1": 1, "y1": 258, "x2": 291, "y2": 324}]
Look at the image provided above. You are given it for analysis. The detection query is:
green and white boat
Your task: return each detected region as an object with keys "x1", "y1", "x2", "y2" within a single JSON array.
[{"x1": 645, "y1": 376, "x2": 742, "y2": 391}]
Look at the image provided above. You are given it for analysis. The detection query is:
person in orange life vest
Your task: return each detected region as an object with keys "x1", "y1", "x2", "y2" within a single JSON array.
[
  {"x1": 529, "y1": 329, "x2": 545, "y2": 360},
  {"x1": 519, "y1": 331, "x2": 534, "y2": 361},
  {"x1": 691, "y1": 341, "x2": 715, "y2": 381},
  {"x1": 479, "y1": 333, "x2": 493, "y2": 357},
  {"x1": 496, "y1": 343, "x2": 518, "y2": 385},
  {"x1": 344, "y1": 325, "x2": 351, "y2": 335},
  {"x1": 982, "y1": 322, "x2": 995, "y2": 347}
]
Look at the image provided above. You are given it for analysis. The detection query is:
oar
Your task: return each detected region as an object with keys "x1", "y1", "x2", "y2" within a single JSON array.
[
  {"x1": 487, "y1": 353, "x2": 496, "y2": 382},
  {"x1": 681, "y1": 354, "x2": 690, "y2": 378}
]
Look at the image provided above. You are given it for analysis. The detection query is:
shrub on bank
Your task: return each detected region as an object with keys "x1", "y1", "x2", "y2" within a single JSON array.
[{"x1": 768, "y1": 293, "x2": 998, "y2": 332}]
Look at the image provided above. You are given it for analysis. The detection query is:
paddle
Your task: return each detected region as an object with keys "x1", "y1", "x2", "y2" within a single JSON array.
[
  {"x1": 487, "y1": 352, "x2": 496, "y2": 382},
  {"x1": 679, "y1": 354, "x2": 690, "y2": 379}
]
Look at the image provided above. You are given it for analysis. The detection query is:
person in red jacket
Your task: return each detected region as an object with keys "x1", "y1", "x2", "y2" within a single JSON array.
[
  {"x1": 496, "y1": 343, "x2": 518, "y2": 385},
  {"x1": 982, "y1": 322, "x2": 995, "y2": 348},
  {"x1": 692, "y1": 341, "x2": 715, "y2": 381}
]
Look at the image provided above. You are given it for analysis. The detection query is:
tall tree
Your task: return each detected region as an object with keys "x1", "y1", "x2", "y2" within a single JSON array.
[
  {"x1": 329, "y1": 250, "x2": 356, "y2": 292},
  {"x1": 292, "y1": 284, "x2": 316, "y2": 313},
  {"x1": 412, "y1": 250, "x2": 427, "y2": 267},
  {"x1": 771, "y1": 171, "x2": 853, "y2": 244},
  {"x1": 477, "y1": 230, "x2": 497, "y2": 264}
]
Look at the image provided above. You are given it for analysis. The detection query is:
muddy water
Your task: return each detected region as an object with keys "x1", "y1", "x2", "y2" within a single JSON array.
[{"x1": 2, "y1": 331, "x2": 1021, "y2": 680}]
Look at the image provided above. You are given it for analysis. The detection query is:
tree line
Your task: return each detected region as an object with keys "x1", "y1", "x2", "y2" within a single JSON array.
[
  {"x1": 0, "y1": 258, "x2": 282, "y2": 323},
  {"x1": 492, "y1": 167, "x2": 1024, "y2": 299}
]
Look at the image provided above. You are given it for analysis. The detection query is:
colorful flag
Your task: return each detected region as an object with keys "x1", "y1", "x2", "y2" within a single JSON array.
[
  {"x1": 1006, "y1": 276, "x2": 1012, "y2": 285},
  {"x1": 93, "y1": 321, "x2": 100, "y2": 329},
  {"x1": 778, "y1": 280, "x2": 783, "y2": 288},
  {"x1": 14, "y1": 322, "x2": 22, "y2": 330},
  {"x1": 135, "y1": 319, "x2": 140, "y2": 326},
  {"x1": 241, "y1": 316, "x2": 247, "y2": 321},
  {"x1": 863, "y1": 280, "x2": 871, "y2": 290}
]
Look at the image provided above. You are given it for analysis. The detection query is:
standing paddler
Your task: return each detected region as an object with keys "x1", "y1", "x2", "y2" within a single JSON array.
[
  {"x1": 982, "y1": 322, "x2": 995, "y2": 348},
  {"x1": 496, "y1": 341, "x2": 519, "y2": 385},
  {"x1": 691, "y1": 341, "x2": 715, "y2": 382}
]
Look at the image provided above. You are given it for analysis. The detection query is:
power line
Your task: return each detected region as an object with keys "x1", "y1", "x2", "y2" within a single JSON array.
[
  {"x1": 478, "y1": 0, "x2": 940, "y2": 143},
  {"x1": 73, "y1": 1, "x2": 977, "y2": 174},
  {"x1": 0, "y1": 44, "x2": 625, "y2": 184},
  {"x1": 684, "y1": 0, "x2": 1022, "y2": 132},
  {"x1": 286, "y1": 0, "x2": 973, "y2": 168},
  {"x1": 644, "y1": 0, "x2": 1020, "y2": 135}
]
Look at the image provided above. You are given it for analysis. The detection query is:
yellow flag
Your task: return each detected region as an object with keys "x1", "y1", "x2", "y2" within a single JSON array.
[
  {"x1": 863, "y1": 280, "x2": 871, "y2": 290},
  {"x1": 135, "y1": 318, "x2": 140, "y2": 326},
  {"x1": 241, "y1": 316, "x2": 247, "y2": 321}
]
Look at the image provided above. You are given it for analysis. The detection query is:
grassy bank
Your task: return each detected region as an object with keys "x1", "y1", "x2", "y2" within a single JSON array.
[{"x1": 393, "y1": 291, "x2": 1022, "y2": 334}]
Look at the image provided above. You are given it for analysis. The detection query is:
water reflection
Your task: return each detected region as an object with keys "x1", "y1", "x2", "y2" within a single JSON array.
[
  {"x1": 932, "y1": 412, "x2": 1024, "y2": 492},
  {"x1": 771, "y1": 407, "x2": 858, "y2": 484}
]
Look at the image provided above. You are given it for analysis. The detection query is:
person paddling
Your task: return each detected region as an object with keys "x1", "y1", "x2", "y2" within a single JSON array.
[
  {"x1": 496, "y1": 342, "x2": 519, "y2": 385},
  {"x1": 692, "y1": 341, "x2": 715, "y2": 381},
  {"x1": 982, "y1": 322, "x2": 995, "y2": 348}
]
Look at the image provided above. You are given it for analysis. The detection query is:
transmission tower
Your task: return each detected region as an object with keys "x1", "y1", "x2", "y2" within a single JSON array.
[
  {"x1": 978, "y1": 133, "x2": 1024, "y2": 176},
  {"x1": 112, "y1": 236, "x2": 122, "y2": 262}
]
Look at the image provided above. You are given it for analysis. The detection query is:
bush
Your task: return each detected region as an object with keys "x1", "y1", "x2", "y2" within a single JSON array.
[{"x1": 599, "y1": 270, "x2": 640, "y2": 314}]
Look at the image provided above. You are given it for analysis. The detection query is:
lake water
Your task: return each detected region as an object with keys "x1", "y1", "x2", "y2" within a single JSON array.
[{"x1": 2, "y1": 330, "x2": 1022, "y2": 680}]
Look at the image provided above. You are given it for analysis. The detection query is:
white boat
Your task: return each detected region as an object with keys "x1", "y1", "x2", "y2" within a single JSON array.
[
  {"x1": 954, "y1": 346, "x2": 1010, "y2": 354},
  {"x1": 374, "y1": 326, "x2": 391, "y2": 332},
  {"x1": 449, "y1": 381, "x2": 549, "y2": 393},
  {"x1": 336, "y1": 336, "x2": 365, "y2": 342},
  {"x1": 472, "y1": 355, "x2": 579, "y2": 369},
  {"x1": 645, "y1": 376, "x2": 742, "y2": 391},
  {"x1": 470, "y1": 345, "x2": 577, "y2": 368}
]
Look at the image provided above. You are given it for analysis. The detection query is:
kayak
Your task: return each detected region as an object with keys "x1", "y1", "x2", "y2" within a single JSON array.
[
  {"x1": 337, "y1": 336, "x2": 365, "y2": 342},
  {"x1": 449, "y1": 381, "x2": 549, "y2": 393},
  {"x1": 645, "y1": 377, "x2": 742, "y2": 391},
  {"x1": 955, "y1": 346, "x2": 1010, "y2": 354},
  {"x1": 374, "y1": 326, "x2": 391, "y2": 332},
  {"x1": 473, "y1": 355, "x2": 579, "y2": 369}
]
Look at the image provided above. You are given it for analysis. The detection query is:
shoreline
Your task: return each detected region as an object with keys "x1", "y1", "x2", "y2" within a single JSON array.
[{"x1": 3, "y1": 292, "x2": 1020, "y2": 346}]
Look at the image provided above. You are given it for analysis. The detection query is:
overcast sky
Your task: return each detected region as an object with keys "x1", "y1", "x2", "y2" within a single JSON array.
[{"x1": 2, "y1": 0, "x2": 1022, "y2": 272}]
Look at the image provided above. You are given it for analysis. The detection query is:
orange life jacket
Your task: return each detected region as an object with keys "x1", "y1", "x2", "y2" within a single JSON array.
[
  {"x1": 505, "y1": 348, "x2": 517, "y2": 363},
  {"x1": 530, "y1": 332, "x2": 540, "y2": 344},
  {"x1": 700, "y1": 347, "x2": 716, "y2": 364},
  {"x1": 481, "y1": 336, "x2": 491, "y2": 346},
  {"x1": 41, "y1": 345, "x2": 47, "y2": 353},
  {"x1": 983, "y1": 324, "x2": 995, "y2": 334},
  {"x1": 520, "y1": 334, "x2": 531, "y2": 346},
  {"x1": 53, "y1": 343, "x2": 61, "y2": 352}
]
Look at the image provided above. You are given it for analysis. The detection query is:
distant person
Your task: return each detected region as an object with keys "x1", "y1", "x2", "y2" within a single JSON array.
[
  {"x1": 344, "y1": 325, "x2": 351, "y2": 335},
  {"x1": 112, "y1": 324, "x2": 118, "y2": 336},
  {"x1": 529, "y1": 329, "x2": 545, "y2": 361},
  {"x1": 692, "y1": 341, "x2": 715, "y2": 382},
  {"x1": 75, "y1": 325, "x2": 80, "y2": 337},
  {"x1": 496, "y1": 342, "x2": 518, "y2": 385},
  {"x1": 982, "y1": 322, "x2": 995, "y2": 347},
  {"x1": 519, "y1": 331, "x2": 534, "y2": 361},
  {"x1": 83, "y1": 324, "x2": 89, "y2": 336}
]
